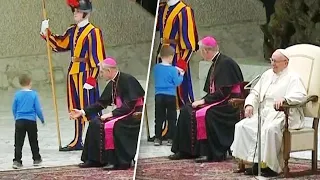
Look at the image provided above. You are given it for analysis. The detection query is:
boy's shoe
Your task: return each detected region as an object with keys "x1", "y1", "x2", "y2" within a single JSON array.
[
  {"x1": 154, "y1": 138, "x2": 162, "y2": 146},
  {"x1": 33, "y1": 159, "x2": 42, "y2": 166},
  {"x1": 12, "y1": 161, "x2": 23, "y2": 169},
  {"x1": 167, "y1": 139, "x2": 173, "y2": 146}
]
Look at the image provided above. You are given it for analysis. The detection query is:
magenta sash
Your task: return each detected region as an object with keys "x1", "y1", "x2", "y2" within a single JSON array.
[
  {"x1": 104, "y1": 97, "x2": 144, "y2": 150},
  {"x1": 195, "y1": 84, "x2": 241, "y2": 140}
]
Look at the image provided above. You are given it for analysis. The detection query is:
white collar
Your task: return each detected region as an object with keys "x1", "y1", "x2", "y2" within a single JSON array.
[
  {"x1": 272, "y1": 67, "x2": 288, "y2": 83},
  {"x1": 274, "y1": 67, "x2": 288, "y2": 77},
  {"x1": 213, "y1": 51, "x2": 219, "y2": 59},
  {"x1": 161, "y1": 62, "x2": 171, "y2": 66},
  {"x1": 210, "y1": 51, "x2": 220, "y2": 61},
  {"x1": 111, "y1": 71, "x2": 119, "y2": 81},
  {"x1": 167, "y1": 0, "x2": 180, "y2": 6},
  {"x1": 77, "y1": 19, "x2": 89, "y2": 28}
]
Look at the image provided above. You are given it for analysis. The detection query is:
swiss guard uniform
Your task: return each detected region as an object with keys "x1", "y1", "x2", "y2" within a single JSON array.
[
  {"x1": 41, "y1": 0, "x2": 106, "y2": 151},
  {"x1": 156, "y1": 0, "x2": 198, "y2": 138}
]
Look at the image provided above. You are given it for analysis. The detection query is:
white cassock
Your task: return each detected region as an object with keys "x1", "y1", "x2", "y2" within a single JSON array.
[{"x1": 230, "y1": 68, "x2": 307, "y2": 173}]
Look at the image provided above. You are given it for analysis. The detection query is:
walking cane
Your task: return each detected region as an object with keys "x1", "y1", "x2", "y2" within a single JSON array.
[
  {"x1": 244, "y1": 75, "x2": 263, "y2": 177},
  {"x1": 41, "y1": 0, "x2": 62, "y2": 149}
]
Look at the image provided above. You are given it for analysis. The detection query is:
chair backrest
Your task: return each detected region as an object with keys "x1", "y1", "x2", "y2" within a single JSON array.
[{"x1": 285, "y1": 44, "x2": 320, "y2": 118}]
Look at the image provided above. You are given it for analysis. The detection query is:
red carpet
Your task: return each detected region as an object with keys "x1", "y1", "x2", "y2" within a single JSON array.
[
  {"x1": 0, "y1": 165, "x2": 134, "y2": 180},
  {"x1": 136, "y1": 157, "x2": 320, "y2": 180}
]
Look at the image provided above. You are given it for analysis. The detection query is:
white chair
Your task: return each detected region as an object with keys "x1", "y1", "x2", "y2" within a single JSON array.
[{"x1": 280, "y1": 44, "x2": 320, "y2": 177}]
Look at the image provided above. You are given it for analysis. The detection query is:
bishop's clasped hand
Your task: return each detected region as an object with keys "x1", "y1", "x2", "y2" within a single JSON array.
[{"x1": 100, "y1": 112, "x2": 113, "y2": 121}]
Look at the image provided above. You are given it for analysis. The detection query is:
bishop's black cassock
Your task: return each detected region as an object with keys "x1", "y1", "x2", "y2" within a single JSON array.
[
  {"x1": 80, "y1": 72, "x2": 144, "y2": 169},
  {"x1": 170, "y1": 53, "x2": 244, "y2": 162}
]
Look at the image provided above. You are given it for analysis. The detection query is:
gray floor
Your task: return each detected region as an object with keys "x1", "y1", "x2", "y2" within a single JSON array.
[
  {"x1": 0, "y1": 88, "x2": 83, "y2": 171},
  {"x1": 137, "y1": 75, "x2": 201, "y2": 159}
]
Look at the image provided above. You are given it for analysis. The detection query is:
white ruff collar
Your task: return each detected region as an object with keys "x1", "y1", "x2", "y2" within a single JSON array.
[
  {"x1": 167, "y1": 0, "x2": 180, "y2": 6},
  {"x1": 77, "y1": 19, "x2": 89, "y2": 28}
]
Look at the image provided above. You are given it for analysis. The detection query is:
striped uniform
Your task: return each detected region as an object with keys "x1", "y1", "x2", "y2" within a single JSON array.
[
  {"x1": 45, "y1": 23, "x2": 106, "y2": 149},
  {"x1": 157, "y1": 1, "x2": 198, "y2": 108}
]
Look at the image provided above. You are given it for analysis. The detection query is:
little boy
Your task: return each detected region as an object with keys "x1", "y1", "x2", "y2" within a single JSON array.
[
  {"x1": 153, "y1": 45, "x2": 184, "y2": 146},
  {"x1": 12, "y1": 74, "x2": 44, "y2": 169}
]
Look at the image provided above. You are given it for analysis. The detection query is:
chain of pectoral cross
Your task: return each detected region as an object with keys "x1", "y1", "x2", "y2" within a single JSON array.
[
  {"x1": 209, "y1": 53, "x2": 220, "y2": 93},
  {"x1": 111, "y1": 72, "x2": 120, "y2": 108}
]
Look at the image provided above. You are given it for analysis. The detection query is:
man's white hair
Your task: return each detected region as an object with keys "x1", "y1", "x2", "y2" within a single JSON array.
[
  {"x1": 98, "y1": 61, "x2": 117, "y2": 70},
  {"x1": 198, "y1": 40, "x2": 219, "y2": 51}
]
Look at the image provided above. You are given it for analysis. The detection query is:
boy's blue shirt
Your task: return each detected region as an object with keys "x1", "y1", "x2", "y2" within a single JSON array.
[
  {"x1": 153, "y1": 63, "x2": 183, "y2": 96},
  {"x1": 12, "y1": 89, "x2": 44, "y2": 123}
]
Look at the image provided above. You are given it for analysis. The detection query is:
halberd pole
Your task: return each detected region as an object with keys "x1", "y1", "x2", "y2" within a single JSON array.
[{"x1": 41, "y1": 0, "x2": 62, "y2": 149}]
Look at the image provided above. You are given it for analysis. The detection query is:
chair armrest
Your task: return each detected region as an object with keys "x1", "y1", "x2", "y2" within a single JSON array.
[
  {"x1": 277, "y1": 95, "x2": 318, "y2": 111},
  {"x1": 278, "y1": 95, "x2": 319, "y2": 164},
  {"x1": 228, "y1": 98, "x2": 245, "y2": 108}
]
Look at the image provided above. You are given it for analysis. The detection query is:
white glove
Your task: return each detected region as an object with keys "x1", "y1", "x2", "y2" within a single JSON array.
[
  {"x1": 40, "y1": 19, "x2": 49, "y2": 36},
  {"x1": 175, "y1": 66, "x2": 185, "y2": 76}
]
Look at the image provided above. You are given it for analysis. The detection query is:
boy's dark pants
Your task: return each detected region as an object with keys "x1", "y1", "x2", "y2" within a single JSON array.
[
  {"x1": 13, "y1": 120, "x2": 41, "y2": 163},
  {"x1": 155, "y1": 94, "x2": 177, "y2": 140}
]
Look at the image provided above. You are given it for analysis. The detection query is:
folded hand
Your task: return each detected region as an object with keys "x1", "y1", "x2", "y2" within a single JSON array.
[
  {"x1": 101, "y1": 112, "x2": 113, "y2": 121},
  {"x1": 192, "y1": 100, "x2": 205, "y2": 108}
]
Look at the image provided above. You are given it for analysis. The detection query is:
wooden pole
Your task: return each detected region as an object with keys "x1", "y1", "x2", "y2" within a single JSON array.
[
  {"x1": 144, "y1": 106, "x2": 151, "y2": 140},
  {"x1": 41, "y1": 0, "x2": 62, "y2": 149}
]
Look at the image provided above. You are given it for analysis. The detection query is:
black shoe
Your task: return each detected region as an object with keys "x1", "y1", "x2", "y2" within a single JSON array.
[
  {"x1": 168, "y1": 152, "x2": 194, "y2": 160},
  {"x1": 33, "y1": 159, "x2": 42, "y2": 166},
  {"x1": 12, "y1": 161, "x2": 23, "y2": 169},
  {"x1": 195, "y1": 156, "x2": 212, "y2": 163},
  {"x1": 103, "y1": 164, "x2": 117, "y2": 170},
  {"x1": 168, "y1": 152, "x2": 184, "y2": 160},
  {"x1": 117, "y1": 164, "x2": 131, "y2": 170},
  {"x1": 244, "y1": 168, "x2": 256, "y2": 175},
  {"x1": 78, "y1": 161, "x2": 103, "y2": 168},
  {"x1": 261, "y1": 167, "x2": 278, "y2": 177},
  {"x1": 244, "y1": 163, "x2": 258, "y2": 175},
  {"x1": 59, "y1": 145, "x2": 83, "y2": 151},
  {"x1": 214, "y1": 154, "x2": 226, "y2": 162},
  {"x1": 154, "y1": 138, "x2": 162, "y2": 146}
]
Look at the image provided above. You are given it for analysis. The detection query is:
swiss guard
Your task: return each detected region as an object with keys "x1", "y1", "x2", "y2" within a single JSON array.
[{"x1": 40, "y1": 0, "x2": 106, "y2": 151}]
